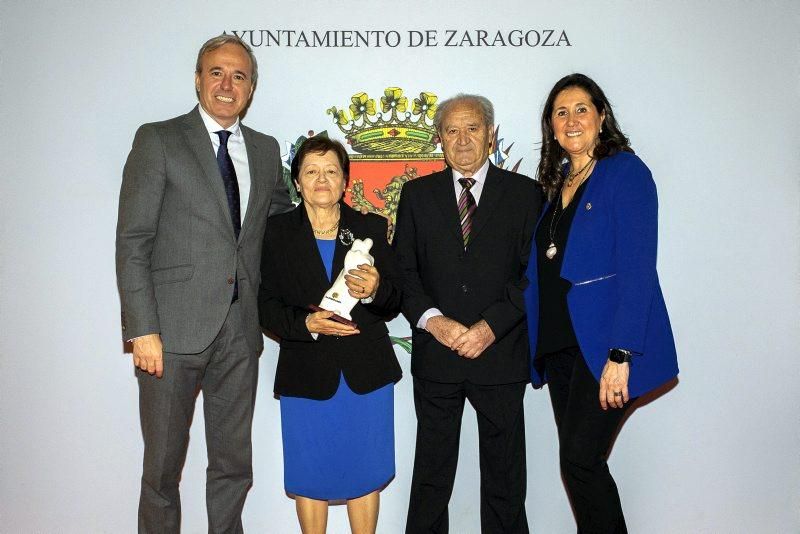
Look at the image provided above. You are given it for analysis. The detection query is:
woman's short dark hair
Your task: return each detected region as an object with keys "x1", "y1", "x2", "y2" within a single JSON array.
[
  {"x1": 537, "y1": 73, "x2": 633, "y2": 200},
  {"x1": 290, "y1": 136, "x2": 350, "y2": 188}
]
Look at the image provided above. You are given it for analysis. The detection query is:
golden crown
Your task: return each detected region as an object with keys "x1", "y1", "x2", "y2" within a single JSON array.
[{"x1": 327, "y1": 88, "x2": 439, "y2": 155}]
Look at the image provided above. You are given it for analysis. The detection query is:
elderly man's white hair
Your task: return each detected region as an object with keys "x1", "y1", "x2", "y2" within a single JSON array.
[{"x1": 433, "y1": 94, "x2": 494, "y2": 133}]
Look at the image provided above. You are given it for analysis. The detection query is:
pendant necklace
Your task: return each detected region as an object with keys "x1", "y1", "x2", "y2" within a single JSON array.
[
  {"x1": 566, "y1": 157, "x2": 594, "y2": 186},
  {"x1": 546, "y1": 159, "x2": 594, "y2": 260}
]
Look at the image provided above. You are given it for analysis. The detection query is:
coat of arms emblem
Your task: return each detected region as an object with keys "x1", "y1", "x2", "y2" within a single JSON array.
[{"x1": 281, "y1": 87, "x2": 521, "y2": 242}]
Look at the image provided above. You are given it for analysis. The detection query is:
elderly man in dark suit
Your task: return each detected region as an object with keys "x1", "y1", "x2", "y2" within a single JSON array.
[
  {"x1": 116, "y1": 35, "x2": 291, "y2": 533},
  {"x1": 394, "y1": 94, "x2": 542, "y2": 533}
]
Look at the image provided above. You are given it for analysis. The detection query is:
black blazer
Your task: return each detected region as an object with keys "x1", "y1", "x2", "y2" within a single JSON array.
[
  {"x1": 393, "y1": 164, "x2": 543, "y2": 384},
  {"x1": 258, "y1": 203, "x2": 403, "y2": 400}
]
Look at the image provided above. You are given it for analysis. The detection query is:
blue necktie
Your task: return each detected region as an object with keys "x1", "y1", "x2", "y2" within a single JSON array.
[
  {"x1": 215, "y1": 130, "x2": 241, "y2": 239},
  {"x1": 216, "y1": 130, "x2": 241, "y2": 301}
]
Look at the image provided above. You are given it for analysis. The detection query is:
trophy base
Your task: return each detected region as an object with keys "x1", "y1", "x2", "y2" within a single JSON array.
[{"x1": 308, "y1": 304, "x2": 358, "y2": 329}]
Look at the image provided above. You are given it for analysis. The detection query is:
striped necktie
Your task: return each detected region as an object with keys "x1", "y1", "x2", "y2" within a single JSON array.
[{"x1": 458, "y1": 177, "x2": 477, "y2": 248}]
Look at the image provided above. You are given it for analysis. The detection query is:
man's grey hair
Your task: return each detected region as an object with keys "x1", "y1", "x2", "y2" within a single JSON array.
[
  {"x1": 195, "y1": 34, "x2": 258, "y2": 86},
  {"x1": 433, "y1": 94, "x2": 494, "y2": 133}
]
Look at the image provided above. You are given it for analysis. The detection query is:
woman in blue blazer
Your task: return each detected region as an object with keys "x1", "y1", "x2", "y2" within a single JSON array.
[{"x1": 524, "y1": 73, "x2": 678, "y2": 533}]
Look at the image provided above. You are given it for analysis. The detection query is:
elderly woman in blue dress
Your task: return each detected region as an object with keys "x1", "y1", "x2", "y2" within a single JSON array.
[
  {"x1": 258, "y1": 136, "x2": 402, "y2": 534},
  {"x1": 524, "y1": 73, "x2": 679, "y2": 533}
]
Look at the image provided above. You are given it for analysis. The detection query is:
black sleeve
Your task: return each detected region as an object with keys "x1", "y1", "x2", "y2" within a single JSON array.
[
  {"x1": 393, "y1": 182, "x2": 438, "y2": 326},
  {"x1": 363, "y1": 215, "x2": 402, "y2": 316},
  {"x1": 257, "y1": 223, "x2": 315, "y2": 342}
]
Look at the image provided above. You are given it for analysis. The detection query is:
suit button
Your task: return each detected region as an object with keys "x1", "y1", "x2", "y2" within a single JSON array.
[
  {"x1": 462, "y1": 284, "x2": 469, "y2": 294},
  {"x1": 227, "y1": 277, "x2": 235, "y2": 285}
]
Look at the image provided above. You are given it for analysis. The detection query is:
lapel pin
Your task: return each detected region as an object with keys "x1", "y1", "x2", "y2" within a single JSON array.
[{"x1": 585, "y1": 202, "x2": 592, "y2": 210}]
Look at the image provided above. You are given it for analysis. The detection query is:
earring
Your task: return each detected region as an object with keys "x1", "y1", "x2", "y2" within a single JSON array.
[{"x1": 600, "y1": 127, "x2": 603, "y2": 133}]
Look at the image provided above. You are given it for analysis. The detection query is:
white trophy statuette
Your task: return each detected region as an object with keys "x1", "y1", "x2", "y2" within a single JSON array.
[{"x1": 317, "y1": 238, "x2": 374, "y2": 321}]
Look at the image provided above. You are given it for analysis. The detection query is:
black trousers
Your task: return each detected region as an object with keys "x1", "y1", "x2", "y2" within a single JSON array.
[
  {"x1": 544, "y1": 347, "x2": 632, "y2": 534},
  {"x1": 406, "y1": 377, "x2": 528, "y2": 534},
  {"x1": 137, "y1": 301, "x2": 259, "y2": 534}
]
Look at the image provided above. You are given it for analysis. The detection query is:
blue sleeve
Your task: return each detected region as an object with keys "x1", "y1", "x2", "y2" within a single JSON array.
[{"x1": 609, "y1": 155, "x2": 659, "y2": 353}]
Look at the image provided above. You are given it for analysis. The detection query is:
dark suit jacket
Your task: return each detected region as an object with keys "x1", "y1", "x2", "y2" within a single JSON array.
[
  {"x1": 393, "y1": 164, "x2": 543, "y2": 384},
  {"x1": 258, "y1": 203, "x2": 403, "y2": 400},
  {"x1": 116, "y1": 106, "x2": 292, "y2": 354}
]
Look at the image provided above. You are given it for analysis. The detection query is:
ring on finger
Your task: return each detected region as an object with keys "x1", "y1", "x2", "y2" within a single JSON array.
[{"x1": 613, "y1": 391, "x2": 623, "y2": 397}]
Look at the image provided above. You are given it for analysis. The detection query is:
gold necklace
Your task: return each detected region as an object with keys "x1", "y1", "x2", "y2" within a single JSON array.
[{"x1": 313, "y1": 219, "x2": 340, "y2": 236}]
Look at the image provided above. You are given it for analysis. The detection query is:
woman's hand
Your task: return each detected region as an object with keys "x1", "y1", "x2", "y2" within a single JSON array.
[
  {"x1": 344, "y1": 263, "x2": 380, "y2": 300},
  {"x1": 305, "y1": 310, "x2": 360, "y2": 337},
  {"x1": 599, "y1": 360, "x2": 630, "y2": 410}
]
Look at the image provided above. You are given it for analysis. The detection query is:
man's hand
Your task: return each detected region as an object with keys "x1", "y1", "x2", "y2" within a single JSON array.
[
  {"x1": 451, "y1": 320, "x2": 496, "y2": 359},
  {"x1": 426, "y1": 315, "x2": 468, "y2": 348},
  {"x1": 358, "y1": 206, "x2": 394, "y2": 240},
  {"x1": 133, "y1": 333, "x2": 164, "y2": 378}
]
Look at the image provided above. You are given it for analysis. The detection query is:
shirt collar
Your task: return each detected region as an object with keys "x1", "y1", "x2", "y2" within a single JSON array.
[
  {"x1": 452, "y1": 159, "x2": 490, "y2": 185},
  {"x1": 197, "y1": 104, "x2": 242, "y2": 138}
]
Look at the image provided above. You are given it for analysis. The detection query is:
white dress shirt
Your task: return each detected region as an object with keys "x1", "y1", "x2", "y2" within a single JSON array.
[
  {"x1": 198, "y1": 105, "x2": 251, "y2": 222},
  {"x1": 418, "y1": 159, "x2": 491, "y2": 330}
]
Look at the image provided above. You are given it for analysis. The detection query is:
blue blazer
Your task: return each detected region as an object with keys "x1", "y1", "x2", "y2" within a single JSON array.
[{"x1": 524, "y1": 151, "x2": 679, "y2": 398}]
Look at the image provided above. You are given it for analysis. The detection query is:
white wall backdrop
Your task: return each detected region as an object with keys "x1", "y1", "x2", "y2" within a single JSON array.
[{"x1": 1, "y1": 1, "x2": 798, "y2": 532}]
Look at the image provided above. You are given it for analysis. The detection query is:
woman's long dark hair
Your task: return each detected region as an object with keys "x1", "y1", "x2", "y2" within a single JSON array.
[{"x1": 537, "y1": 73, "x2": 633, "y2": 200}]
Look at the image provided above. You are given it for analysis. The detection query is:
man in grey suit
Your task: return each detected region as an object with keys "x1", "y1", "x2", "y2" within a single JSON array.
[{"x1": 116, "y1": 35, "x2": 291, "y2": 532}]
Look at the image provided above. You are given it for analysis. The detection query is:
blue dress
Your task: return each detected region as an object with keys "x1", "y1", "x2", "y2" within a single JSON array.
[{"x1": 279, "y1": 238, "x2": 395, "y2": 500}]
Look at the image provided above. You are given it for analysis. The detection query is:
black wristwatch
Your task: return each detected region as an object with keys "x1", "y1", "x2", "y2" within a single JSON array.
[{"x1": 608, "y1": 348, "x2": 633, "y2": 365}]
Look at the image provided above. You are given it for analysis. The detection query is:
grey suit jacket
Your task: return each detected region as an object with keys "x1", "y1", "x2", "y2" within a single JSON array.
[{"x1": 116, "y1": 106, "x2": 292, "y2": 354}]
